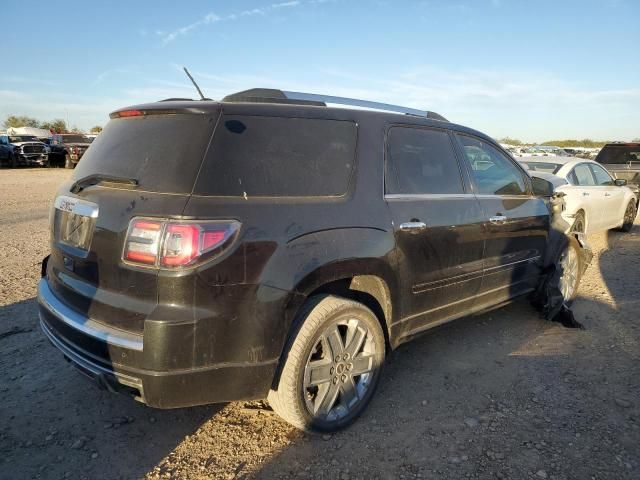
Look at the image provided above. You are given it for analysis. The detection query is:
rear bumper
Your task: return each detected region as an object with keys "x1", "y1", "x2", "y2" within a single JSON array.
[{"x1": 37, "y1": 278, "x2": 278, "y2": 408}]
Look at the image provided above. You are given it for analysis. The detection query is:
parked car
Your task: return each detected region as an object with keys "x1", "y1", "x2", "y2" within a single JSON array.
[
  {"x1": 0, "y1": 134, "x2": 49, "y2": 167},
  {"x1": 519, "y1": 156, "x2": 637, "y2": 235},
  {"x1": 38, "y1": 89, "x2": 588, "y2": 432},
  {"x1": 49, "y1": 133, "x2": 92, "y2": 168},
  {"x1": 594, "y1": 142, "x2": 640, "y2": 192}
]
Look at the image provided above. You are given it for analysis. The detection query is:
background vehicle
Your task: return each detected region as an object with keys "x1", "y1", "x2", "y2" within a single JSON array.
[
  {"x1": 519, "y1": 156, "x2": 637, "y2": 234},
  {"x1": 594, "y1": 142, "x2": 640, "y2": 194},
  {"x1": 49, "y1": 133, "x2": 92, "y2": 168},
  {"x1": 39, "y1": 90, "x2": 586, "y2": 432},
  {"x1": 0, "y1": 134, "x2": 49, "y2": 167}
]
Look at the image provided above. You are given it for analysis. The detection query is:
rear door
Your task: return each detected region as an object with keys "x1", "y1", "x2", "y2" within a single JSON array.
[
  {"x1": 454, "y1": 133, "x2": 549, "y2": 308},
  {"x1": 47, "y1": 107, "x2": 219, "y2": 334},
  {"x1": 384, "y1": 126, "x2": 485, "y2": 336},
  {"x1": 569, "y1": 163, "x2": 603, "y2": 232}
]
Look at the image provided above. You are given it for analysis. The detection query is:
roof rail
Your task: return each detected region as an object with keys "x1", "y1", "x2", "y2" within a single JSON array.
[{"x1": 222, "y1": 88, "x2": 448, "y2": 121}]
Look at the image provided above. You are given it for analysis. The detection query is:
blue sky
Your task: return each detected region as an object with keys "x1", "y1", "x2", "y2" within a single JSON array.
[{"x1": 2, "y1": 0, "x2": 639, "y2": 141}]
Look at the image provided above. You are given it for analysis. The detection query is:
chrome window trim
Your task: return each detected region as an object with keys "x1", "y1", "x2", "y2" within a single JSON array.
[{"x1": 384, "y1": 193, "x2": 476, "y2": 200}]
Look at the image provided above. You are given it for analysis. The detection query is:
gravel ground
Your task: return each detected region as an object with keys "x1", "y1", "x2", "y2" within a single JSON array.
[{"x1": 1, "y1": 168, "x2": 639, "y2": 480}]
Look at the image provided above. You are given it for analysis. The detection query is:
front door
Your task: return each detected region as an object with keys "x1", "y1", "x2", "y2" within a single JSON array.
[
  {"x1": 589, "y1": 163, "x2": 625, "y2": 230},
  {"x1": 454, "y1": 134, "x2": 549, "y2": 309},
  {"x1": 385, "y1": 126, "x2": 485, "y2": 339}
]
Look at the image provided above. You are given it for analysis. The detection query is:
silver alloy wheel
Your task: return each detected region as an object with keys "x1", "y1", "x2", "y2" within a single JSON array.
[
  {"x1": 558, "y1": 246, "x2": 579, "y2": 300},
  {"x1": 303, "y1": 318, "x2": 376, "y2": 422},
  {"x1": 624, "y1": 202, "x2": 636, "y2": 226}
]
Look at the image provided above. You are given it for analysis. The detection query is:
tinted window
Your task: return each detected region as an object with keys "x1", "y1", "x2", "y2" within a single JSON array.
[
  {"x1": 73, "y1": 114, "x2": 216, "y2": 194},
  {"x1": 522, "y1": 162, "x2": 562, "y2": 174},
  {"x1": 573, "y1": 164, "x2": 595, "y2": 186},
  {"x1": 590, "y1": 164, "x2": 613, "y2": 185},
  {"x1": 195, "y1": 115, "x2": 356, "y2": 197},
  {"x1": 385, "y1": 127, "x2": 463, "y2": 195},
  {"x1": 456, "y1": 135, "x2": 527, "y2": 195},
  {"x1": 596, "y1": 145, "x2": 640, "y2": 164}
]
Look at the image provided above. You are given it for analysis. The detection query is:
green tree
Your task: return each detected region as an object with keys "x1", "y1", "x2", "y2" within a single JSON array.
[
  {"x1": 90, "y1": 125, "x2": 103, "y2": 134},
  {"x1": 498, "y1": 137, "x2": 522, "y2": 145},
  {"x1": 39, "y1": 119, "x2": 67, "y2": 133},
  {"x1": 3, "y1": 115, "x2": 40, "y2": 129}
]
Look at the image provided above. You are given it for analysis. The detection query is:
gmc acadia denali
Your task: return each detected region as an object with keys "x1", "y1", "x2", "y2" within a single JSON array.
[{"x1": 38, "y1": 89, "x2": 587, "y2": 431}]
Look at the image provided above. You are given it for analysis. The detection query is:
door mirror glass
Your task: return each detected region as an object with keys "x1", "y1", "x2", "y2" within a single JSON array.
[
  {"x1": 615, "y1": 178, "x2": 627, "y2": 186},
  {"x1": 531, "y1": 176, "x2": 555, "y2": 196}
]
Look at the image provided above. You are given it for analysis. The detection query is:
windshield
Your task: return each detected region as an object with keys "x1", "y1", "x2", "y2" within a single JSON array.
[
  {"x1": 596, "y1": 145, "x2": 640, "y2": 164},
  {"x1": 61, "y1": 135, "x2": 91, "y2": 144},
  {"x1": 521, "y1": 162, "x2": 562, "y2": 174},
  {"x1": 9, "y1": 136, "x2": 38, "y2": 143}
]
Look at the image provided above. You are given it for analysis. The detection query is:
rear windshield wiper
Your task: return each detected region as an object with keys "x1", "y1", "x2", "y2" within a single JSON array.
[{"x1": 70, "y1": 174, "x2": 139, "y2": 194}]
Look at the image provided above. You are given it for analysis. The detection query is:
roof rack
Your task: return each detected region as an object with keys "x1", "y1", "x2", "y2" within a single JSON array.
[{"x1": 222, "y1": 88, "x2": 448, "y2": 121}]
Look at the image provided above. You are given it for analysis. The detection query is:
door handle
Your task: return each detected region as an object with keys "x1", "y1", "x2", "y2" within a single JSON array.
[
  {"x1": 399, "y1": 221, "x2": 427, "y2": 233},
  {"x1": 489, "y1": 215, "x2": 507, "y2": 224},
  {"x1": 583, "y1": 192, "x2": 590, "y2": 196},
  {"x1": 604, "y1": 192, "x2": 611, "y2": 197}
]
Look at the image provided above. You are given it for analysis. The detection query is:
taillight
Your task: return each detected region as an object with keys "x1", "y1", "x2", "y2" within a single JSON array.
[{"x1": 123, "y1": 218, "x2": 240, "y2": 268}]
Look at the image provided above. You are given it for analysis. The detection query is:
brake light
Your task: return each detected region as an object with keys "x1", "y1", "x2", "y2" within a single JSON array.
[
  {"x1": 116, "y1": 109, "x2": 143, "y2": 118},
  {"x1": 123, "y1": 219, "x2": 240, "y2": 268}
]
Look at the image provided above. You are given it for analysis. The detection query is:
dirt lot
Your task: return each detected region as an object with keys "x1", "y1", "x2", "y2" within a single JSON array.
[{"x1": 1, "y1": 168, "x2": 639, "y2": 480}]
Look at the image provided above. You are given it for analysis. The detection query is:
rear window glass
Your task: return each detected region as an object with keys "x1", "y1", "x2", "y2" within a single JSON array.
[
  {"x1": 596, "y1": 145, "x2": 640, "y2": 164},
  {"x1": 385, "y1": 127, "x2": 463, "y2": 195},
  {"x1": 73, "y1": 114, "x2": 216, "y2": 194},
  {"x1": 522, "y1": 162, "x2": 562, "y2": 174},
  {"x1": 194, "y1": 115, "x2": 357, "y2": 197}
]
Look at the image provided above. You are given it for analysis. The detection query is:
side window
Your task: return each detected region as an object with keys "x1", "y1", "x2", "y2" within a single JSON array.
[
  {"x1": 573, "y1": 164, "x2": 596, "y2": 186},
  {"x1": 567, "y1": 170, "x2": 578, "y2": 185},
  {"x1": 456, "y1": 134, "x2": 527, "y2": 195},
  {"x1": 589, "y1": 164, "x2": 613, "y2": 186},
  {"x1": 0, "y1": 136, "x2": 6, "y2": 145},
  {"x1": 385, "y1": 127, "x2": 464, "y2": 195}
]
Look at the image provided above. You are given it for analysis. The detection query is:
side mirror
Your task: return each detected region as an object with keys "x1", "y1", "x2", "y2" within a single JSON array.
[
  {"x1": 615, "y1": 178, "x2": 627, "y2": 186},
  {"x1": 531, "y1": 176, "x2": 555, "y2": 197}
]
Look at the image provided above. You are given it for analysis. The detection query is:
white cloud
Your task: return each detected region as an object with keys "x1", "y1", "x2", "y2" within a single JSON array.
[{"x1": 161, "y1": 0, "x2": 310, "y2": 44}]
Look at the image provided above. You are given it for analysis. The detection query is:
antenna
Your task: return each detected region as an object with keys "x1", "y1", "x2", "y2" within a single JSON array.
[{"x1": 183, "y1": 67, "x2": 208, "y2": 101}]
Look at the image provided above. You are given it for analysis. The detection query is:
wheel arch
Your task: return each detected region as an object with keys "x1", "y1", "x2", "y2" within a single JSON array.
[{"x1": 271, "y1": 260, "x2": 397, "y2": 389}]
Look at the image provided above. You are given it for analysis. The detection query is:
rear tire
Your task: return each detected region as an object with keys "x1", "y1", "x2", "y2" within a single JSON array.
[
  {"x1": 619, "y1": 201, "x2": 637, "y2": 232},
  {"x1": 268, "y1": 295, "x2": 385, "y2": 432},
  {"x1": 64, "y1": 154, "x2": 74, "y2": 169}
]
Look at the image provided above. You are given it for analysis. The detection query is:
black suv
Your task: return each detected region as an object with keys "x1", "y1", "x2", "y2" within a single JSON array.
[{"x1": 38, "y1": 89, "x2": 586, "y2": 432}]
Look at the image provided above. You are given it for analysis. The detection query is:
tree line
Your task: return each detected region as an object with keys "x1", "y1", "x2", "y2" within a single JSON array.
[
  {"x1": 2, "y1": 115, "x2": 102, "y2": 134},
  {"x1": 499, "y1": 137, "x2": 640, "y2": 148}
]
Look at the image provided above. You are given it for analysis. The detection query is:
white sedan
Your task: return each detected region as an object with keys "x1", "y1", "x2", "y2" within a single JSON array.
[{"x1": 519, "y1": 156, "x2": 638, "y2": 235}]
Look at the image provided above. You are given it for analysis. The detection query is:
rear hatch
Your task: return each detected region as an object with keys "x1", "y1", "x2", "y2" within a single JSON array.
[
  {"x1": 595, "y1": 143, "x2": 640, "y2": 185},
  {"x1": 47, "y1": 103, "x2": 220, "y2": 334}
]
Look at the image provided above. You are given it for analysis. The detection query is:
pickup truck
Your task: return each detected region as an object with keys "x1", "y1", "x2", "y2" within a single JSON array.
[
  {"x1": 0, "y1": 134, "x2": 49, "y2": 167},
  {"x1": 49, "y1": 133, "x2": 93, "y2": 168},
  {"x1": 595, "y1": 142, "x2": 640, "y2": 201}
]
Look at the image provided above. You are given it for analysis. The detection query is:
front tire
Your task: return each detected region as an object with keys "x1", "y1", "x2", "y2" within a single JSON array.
[
  {"x1": 64, "y1": 154, "x2": 74, "y2": 169},
  {"x1": 619, "y1": 201, "x2": 637, "y2": 232},
  {"x1": 268, "y1": 295, "x2": 385, "y2": 432},
  {"x1": 557, "y1": 236, "x2": 583, "y2": 305}
]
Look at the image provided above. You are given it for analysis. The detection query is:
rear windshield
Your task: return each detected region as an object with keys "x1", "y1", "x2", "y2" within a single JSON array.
[
  {"x1": 194, "y1": 115, "x2": 357, "y2": 197},
  {"x1": 61, "y1": 135, "x2": 91, "y2": 144},
  {"x1": 73, "y1": 114, "x2": 216, "y2": 194},
  {"x1": 596, "y1": 145, "x2": 640, "y2": 164},
  {"x1": 521, "y1": 162, "x2": 562, "y2": 174}
]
